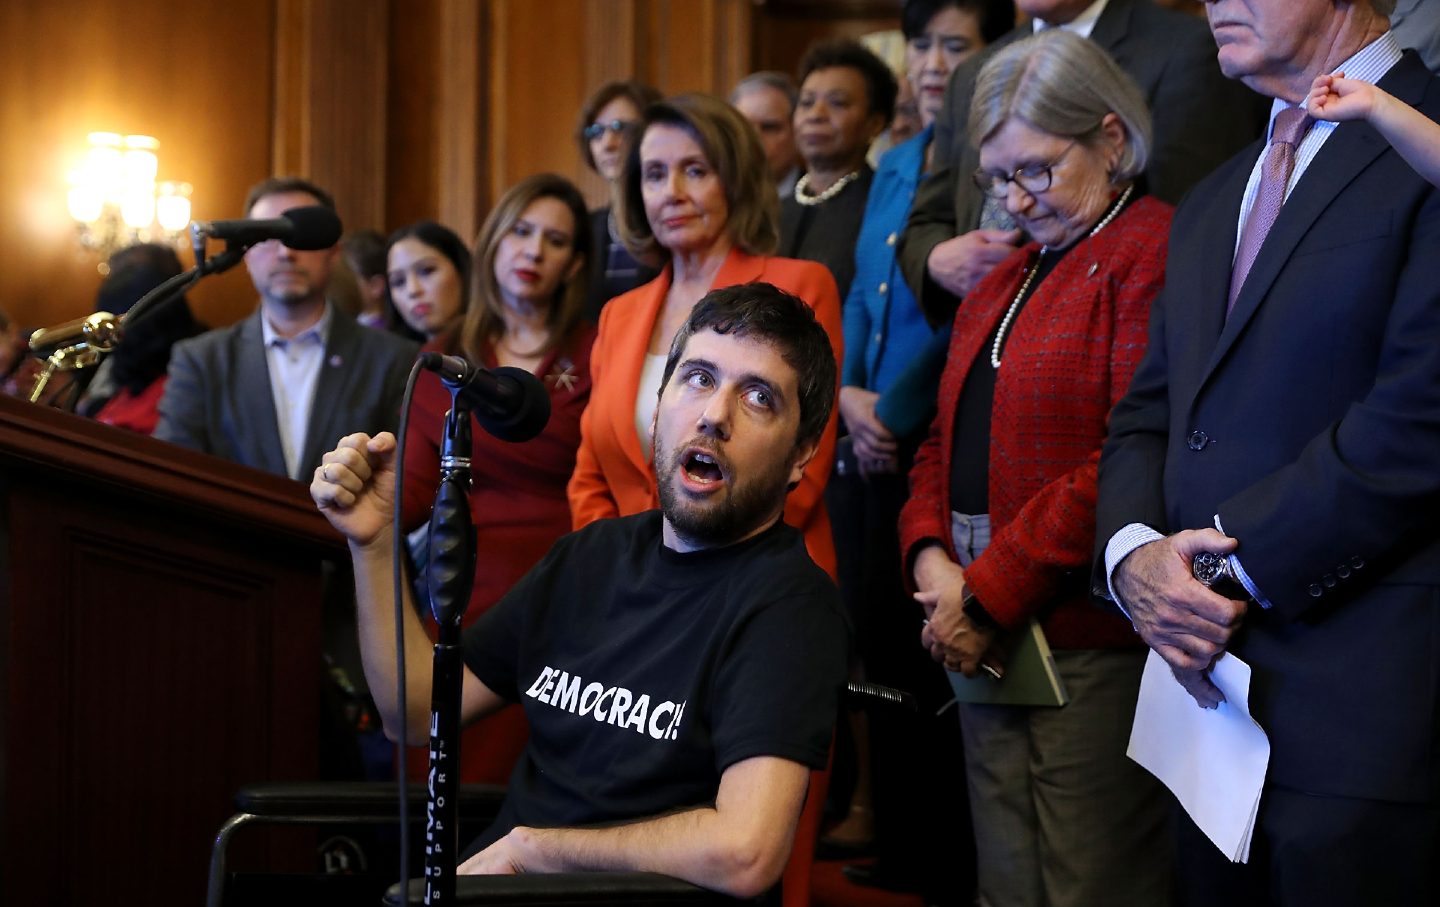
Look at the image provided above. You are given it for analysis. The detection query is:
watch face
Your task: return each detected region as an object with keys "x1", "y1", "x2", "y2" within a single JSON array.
[{"x1": 1192, "y1": 551, "x2": 1225, "y2": 586}]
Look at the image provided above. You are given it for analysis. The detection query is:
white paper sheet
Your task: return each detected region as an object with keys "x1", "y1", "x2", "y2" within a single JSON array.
[{"x1": 1127, "y1": 650, "x2": 1270, "y2": 862}]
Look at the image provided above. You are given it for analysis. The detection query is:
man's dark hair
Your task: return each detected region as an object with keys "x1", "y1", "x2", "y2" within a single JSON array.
[
  {"x1": 342, "y1": 229, "x2": 388, "y2": 280},
  {"x1": 796, "y1": 39, "x2": 899, "y2": 123},
  {"x1": 243, "y1": 176, "x2": 336, "y2": 214},
  {"x1": 661, "y1": 283, "x2": 836, "y2": 450},
  {"x1": 902, "y1": 0, "x2": 1016, "y2": 45}
]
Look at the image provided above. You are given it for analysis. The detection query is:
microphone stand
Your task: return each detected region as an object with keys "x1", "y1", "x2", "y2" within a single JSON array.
[
  {"x1": 421, "y1": 394, "x2": 476, "y2": 904},
  {"x1": 24, "y1": 246, "x2": 246, "y2": 406}
]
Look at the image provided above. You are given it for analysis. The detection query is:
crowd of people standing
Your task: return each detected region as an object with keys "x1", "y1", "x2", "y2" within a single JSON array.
[{"x1": 14, "y1": 1, "x2": 1440, "y2": 904}]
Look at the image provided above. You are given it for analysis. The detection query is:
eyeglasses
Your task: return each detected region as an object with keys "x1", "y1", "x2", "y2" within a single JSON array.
[
  {"x1": 583, "y1": 119, "x2": 636, "y2": 141},
  {"x1": 972, "y1": 141, "x2": 1079, "y2": 199}
]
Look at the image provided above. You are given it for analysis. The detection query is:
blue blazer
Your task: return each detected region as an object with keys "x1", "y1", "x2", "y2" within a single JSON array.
[
  {"x1": 155, "y1": 307, "x2": 419, "y2": 480},
  {"x1": 843, "y1": 127, "x2": 937, "y2": 391},
  {"x1": 1096, "y1": 52, "x2": 1440, "y2": 804}
]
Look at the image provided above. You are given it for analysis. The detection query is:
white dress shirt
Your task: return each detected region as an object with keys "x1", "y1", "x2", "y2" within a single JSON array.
[
  {"x1": 1033, "y1": 0, "x2": 1109, "y2": 37},
  {"x1": 261, "y1": 302, "x2": 333, "y2": 479}
]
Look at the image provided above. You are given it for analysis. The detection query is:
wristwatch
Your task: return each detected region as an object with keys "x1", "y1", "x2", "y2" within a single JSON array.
[
  {"x1": 961, "y1": 587, "x2": 999, "y2": 631},
  {"x1": 1191, "y1": 551, "x2": 1239, "y2": 589}
]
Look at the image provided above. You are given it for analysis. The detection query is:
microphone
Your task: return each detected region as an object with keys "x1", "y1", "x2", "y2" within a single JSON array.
[
  {"x1": 29, "y1": 312, "x2": 123, "y2": 356},
  {"x1": 418, "y1": 352, "x2": 551, "y2": 442},
  {"x1": 189, "y1": 205, "x2": 343, "y2": 251}
]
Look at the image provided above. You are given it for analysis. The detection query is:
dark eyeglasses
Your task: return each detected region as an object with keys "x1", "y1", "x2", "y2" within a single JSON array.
[
  {"x1": 583, "y1": 119, "x2": 636, "y2": 141},
  {"x1": 972, "y1": 141, "x2": 1079, "y2": 199}
]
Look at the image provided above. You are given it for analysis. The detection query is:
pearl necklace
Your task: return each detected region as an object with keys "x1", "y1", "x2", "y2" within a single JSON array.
[
  {"x1": 990, "y1": 184, "x2": 1135, "y2": 369},
  {"x1": 793, "y1": 170, "x2": 860, "y2": 207}
]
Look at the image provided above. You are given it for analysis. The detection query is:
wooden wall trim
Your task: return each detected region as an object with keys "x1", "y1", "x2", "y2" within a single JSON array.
[
  {"x1": 437, "y1": 0, "x2": 488, "y2": 241},
  {"x1": 271, "y1": 0, "x2": 389, "y2": 233},
  {"x1": 714, "y1": 0, "x2": 755, "y2": 96},
  {"x1": 271, "y1": 0, "x2": 311, "y2": 182},
  {"x1": 484, "y1": 0, "x2": 512, "y2": 210}
]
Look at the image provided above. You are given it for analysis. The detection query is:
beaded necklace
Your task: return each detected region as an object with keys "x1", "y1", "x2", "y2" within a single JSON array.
[
  {"x1": 793, "y1": 169, "x2": 860, "y2": 206},
  {"x1": 990, "y1": 183, "x2": 1135, "y2": 369}
]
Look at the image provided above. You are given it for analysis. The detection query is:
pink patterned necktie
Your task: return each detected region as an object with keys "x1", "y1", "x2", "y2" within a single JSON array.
[{"x1": 1227, "y1": 106, "x2": 1312, "y2": 314}]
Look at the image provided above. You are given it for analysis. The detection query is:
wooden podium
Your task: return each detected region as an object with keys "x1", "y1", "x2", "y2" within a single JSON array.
[{"x1": 0, "y1": 394, "x2": 348, "y2": 905}]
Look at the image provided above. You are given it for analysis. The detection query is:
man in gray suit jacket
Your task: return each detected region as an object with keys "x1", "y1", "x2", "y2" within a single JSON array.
[
  {"x1": 156, "y1": 177, "x2": 418, "y2": 481},
  {"x1": 899, "y1": 0, "x2": 1267, "y2": 324}
]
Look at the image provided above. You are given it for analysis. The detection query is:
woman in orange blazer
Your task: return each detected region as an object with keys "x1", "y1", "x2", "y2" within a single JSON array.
[{"x1": 568, "y1": 93, "x2": 842, "y2": 578}]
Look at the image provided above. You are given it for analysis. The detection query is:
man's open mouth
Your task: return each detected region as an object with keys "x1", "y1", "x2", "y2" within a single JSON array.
[{"x1": 682, "y1": 449, "x2": 726, "y2": 487}]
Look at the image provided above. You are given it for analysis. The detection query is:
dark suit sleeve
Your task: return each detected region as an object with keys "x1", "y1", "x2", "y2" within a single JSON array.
[
  {"x1": 1143, "y1": 20, "x2": 1266, "y2": 205},
  {"x1": 1217, "y1": 189, "x2": 1440, "y2": 620},
  {"x1": 1093, "y1": 268, "x2": 1175, "y2": 594},
  {"x1": 379, "y1": 339, "x2": 420, "y2": 434},
  {"x1": 153, "y1": 336, "x2": 209, "y2": 453},
  {"x1": 897, "y1": 49, "x2": 989, "y2": 327},
  {"x1": 899, "y1": 167, "x2": 964, "y2": 328}
]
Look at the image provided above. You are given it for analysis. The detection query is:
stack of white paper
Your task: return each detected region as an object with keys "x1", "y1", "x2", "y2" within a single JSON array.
[{"x1": 1127, "y1": 650, "x2": 1270, "y2": 862}]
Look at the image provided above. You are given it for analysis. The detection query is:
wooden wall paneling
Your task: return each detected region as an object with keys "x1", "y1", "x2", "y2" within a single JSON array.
[
  {"x1": 272, "y1": 0, "x2": 390, "y2": 237},
  {"x1": 712, "y1": 0, "x2": 756, "y2": 100},
  {"x1": 576, "y1": 0, "x2": 641, "y2": 208},
  {"x1": 0, "y1": 1, "x2": 275, "y2": 334},
  {"x1": 751, "y1": 0, "x2": 901, "y2": 79},
  {"x1": 272, "y1": 0, "x2": 312, "y2": 186},
  {"x1": 631, "y1": 0, "x2": 753, "y2": 103},
  {"x1": 385, "y1": 0, "x2": 444, "y2": 232},
  {"x1": 484, "y1": 0, "x2": 594, "y2": 207},
  {"x1": 436, "y1": 0, "x2": 490, "y2": 241}
]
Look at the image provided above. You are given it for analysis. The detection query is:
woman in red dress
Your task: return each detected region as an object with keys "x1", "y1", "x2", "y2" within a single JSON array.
[{"x1": 401, "y1": 173, "x2": 595, "y2": 783}]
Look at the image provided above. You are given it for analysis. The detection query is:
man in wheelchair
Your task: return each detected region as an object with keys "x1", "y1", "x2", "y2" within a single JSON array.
[{"x1": 311, "y1": 284, "x2": 848, "y2": 900}]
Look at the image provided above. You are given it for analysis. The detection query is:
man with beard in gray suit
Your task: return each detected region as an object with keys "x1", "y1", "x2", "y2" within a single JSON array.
[{"x1": 156, "y1": 177, "x2": 418, "y2": 481}]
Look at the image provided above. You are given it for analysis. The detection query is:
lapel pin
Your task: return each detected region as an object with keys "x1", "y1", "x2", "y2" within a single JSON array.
[
  {"x1": 328, "y1": 354, "x2": 343, "y2": 368},
  {"x1": 547, "y1": 359, "x2": 578, "y2": 392},
  {"x1": 1087, "y1": 262, "x2": 1098, "y2": 277}
]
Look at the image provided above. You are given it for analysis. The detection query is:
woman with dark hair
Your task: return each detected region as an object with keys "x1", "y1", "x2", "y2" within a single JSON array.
[
  {"x1": 343, "y1": 229, "x2": 424, "y2": 341},
  {"x1": 576, "y1": 80, "x2": 662, "y2": 322},
  {"x1": 400, "y1": 174, "x2": 595, "y2": 783},
  {"x1": 568, "y1": 92, "x2": 843, "y2": 580},
  {"x1": 386, "y1": 220, "x2": 472, "y2": 341},
  {"x1": 77, "y1": 242, "x2": 207, "y2": 433},
  {"x1": 778, "y1": 39, "x2": 898, "y2": 300}
]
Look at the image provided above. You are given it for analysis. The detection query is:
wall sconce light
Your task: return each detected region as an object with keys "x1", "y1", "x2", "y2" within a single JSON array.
[{"x1": 66, "y1": 132, "x2": 193, "y2": 274}]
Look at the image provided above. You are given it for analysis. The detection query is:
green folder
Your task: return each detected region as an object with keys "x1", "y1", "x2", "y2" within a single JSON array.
[{"x1": 946, "y1": 617, "x2": 1069, "y2": 707}]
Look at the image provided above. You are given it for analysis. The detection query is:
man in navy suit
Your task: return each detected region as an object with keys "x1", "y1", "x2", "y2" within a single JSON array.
[
  {"x1": 1096, "y1": 0, "x2": 1440, "y2": 903},
  {"x1": 156, "y1": 177, "x2": 418, "y2": 480}
]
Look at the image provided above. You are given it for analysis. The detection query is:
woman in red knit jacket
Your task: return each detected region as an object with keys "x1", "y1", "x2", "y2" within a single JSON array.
[{"x1": 899, "y1": 32, "x2": 1174, "y2": 907}]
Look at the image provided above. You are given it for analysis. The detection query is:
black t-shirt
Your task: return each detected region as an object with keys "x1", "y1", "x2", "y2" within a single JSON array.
[{"x1": 461, "y1": 511, "x2": 848, "y2": 854}]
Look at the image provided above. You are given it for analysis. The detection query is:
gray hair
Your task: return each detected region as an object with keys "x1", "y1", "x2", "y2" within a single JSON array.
[
  {"x1": 968, "y1": 30, "x2": 1152, "y2": 182},
  {"x1": 730, "y1": 71, "x2": 799, "y2": 111}
]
